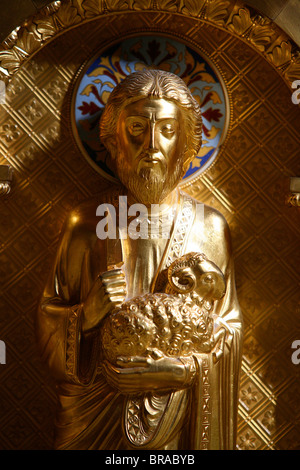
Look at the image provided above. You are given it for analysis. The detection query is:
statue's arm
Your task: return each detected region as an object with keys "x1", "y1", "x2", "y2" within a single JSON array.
[
  {"x1": 102, "y1": 354, "x2": 196, "y2": 394},
  {"x1": 203, "y1": 209, "x2": 243, "y2": 361},
  {"x1": 36, "y1": 210, "x2": 96, "y2": 384},
  {"x1": 36, "y1": 206, "x2": 126, "y2": 385},
  {"x1": 213, "y1": 218, "x2": 242, "y2": 340}
]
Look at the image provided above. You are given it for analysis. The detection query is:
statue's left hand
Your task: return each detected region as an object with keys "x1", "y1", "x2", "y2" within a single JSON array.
[{"x1": 102, "y1": 355, "x2": 194, "y2": 393}]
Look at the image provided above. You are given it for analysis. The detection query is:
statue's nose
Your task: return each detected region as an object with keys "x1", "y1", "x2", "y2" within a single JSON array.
[{"x1": 146, "y1": 122, "x2": 159, "y2": 153}]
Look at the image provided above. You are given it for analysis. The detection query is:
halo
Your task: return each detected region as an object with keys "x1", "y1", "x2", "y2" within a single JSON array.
[{"x1": 71, "y1": 35, "x2": 230, "y2": 185}]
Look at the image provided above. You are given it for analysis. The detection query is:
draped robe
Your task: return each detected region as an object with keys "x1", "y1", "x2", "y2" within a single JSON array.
[{"x1": 36, "y1": 185, "x2": 243, "y2": 450}]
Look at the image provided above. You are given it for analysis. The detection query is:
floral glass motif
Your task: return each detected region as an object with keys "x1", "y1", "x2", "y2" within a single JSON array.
[{"x1": 73, "y1": 36, "x2": 228, "y2": 183}]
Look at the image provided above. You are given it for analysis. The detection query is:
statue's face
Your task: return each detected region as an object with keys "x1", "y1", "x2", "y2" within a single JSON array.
[{"x1": 116, "y1": 97, "x2": 186, "y2": 204}]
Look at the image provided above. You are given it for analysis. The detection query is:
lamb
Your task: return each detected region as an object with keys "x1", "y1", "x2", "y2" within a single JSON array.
[{"x1": 101, "y1": 252, "x2": 226, "y2": 364}]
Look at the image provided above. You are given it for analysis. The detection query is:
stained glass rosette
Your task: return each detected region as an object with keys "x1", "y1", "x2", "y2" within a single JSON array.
[{"x1": 72, "y1": 36, "x2": 229, "y2": 184}]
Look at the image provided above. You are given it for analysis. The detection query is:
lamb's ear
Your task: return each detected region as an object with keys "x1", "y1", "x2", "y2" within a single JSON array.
[{"x1": 168, "y1": 266, "x2": 196, "y2": 294}]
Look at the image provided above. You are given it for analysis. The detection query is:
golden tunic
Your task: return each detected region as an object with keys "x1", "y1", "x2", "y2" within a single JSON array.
[{"x1": 36, "y1": 186, "x2": 243, "y2": 450}]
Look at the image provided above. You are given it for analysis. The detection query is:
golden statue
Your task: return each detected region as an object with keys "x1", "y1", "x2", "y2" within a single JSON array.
[{"x1": 36, "y1": 69, "x2": 243, "y2": 450}]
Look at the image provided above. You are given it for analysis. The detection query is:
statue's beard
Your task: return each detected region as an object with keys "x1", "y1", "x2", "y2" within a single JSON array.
[{"x1": 118, "y1": 158, "x2": 184, "y2": 205}]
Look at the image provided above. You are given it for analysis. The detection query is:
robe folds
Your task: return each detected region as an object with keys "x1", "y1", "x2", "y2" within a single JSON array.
[{"x1": 36, "y1": 185, "x2": 243, "y2": 450}]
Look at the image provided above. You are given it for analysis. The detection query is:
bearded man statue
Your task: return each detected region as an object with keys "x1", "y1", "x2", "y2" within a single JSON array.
[{"x1": 36, "y1": 69, "x2": 243, "y2": 450}]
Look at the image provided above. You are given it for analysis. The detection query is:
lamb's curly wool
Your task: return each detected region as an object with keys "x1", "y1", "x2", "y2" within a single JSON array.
[{"x1": 101, "y1": 292, "x2": 214, "y2": 364}]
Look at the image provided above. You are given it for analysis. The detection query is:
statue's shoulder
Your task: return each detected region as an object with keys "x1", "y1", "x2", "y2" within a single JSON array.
[
  {"x1": 204, "y1": 204, "x2": 229, "y2": 231},
  {"x1": 64, "y1": 184, "x2": 124, "y2": 232},
  {"x1": 181, "y1": 190, "x2": 229, "y2": 234}
]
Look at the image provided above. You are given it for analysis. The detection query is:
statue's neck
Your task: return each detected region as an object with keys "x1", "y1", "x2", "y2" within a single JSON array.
[{"x1": 127, "y1": 188, "x2": 179, "y2": 214}]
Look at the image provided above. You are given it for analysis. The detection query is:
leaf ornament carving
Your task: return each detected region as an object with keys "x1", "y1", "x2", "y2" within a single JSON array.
[
  {"x1": 268, "y1": 41, "x2": 292, "y2": 68},
  {"x1": 0, "y1": 0, "x2": 298, "y2": 90},
  {"x1": 228, "y1": 8, "x2": 252, "y2": 36},
  {"x1": 0, "y1": 30, "x2": 40, "y2": 76},
  {"x1": 284, "y1": 54, "x2": 300, "y2": 83},
  {"x1": 105, "y1": 0, "x2": 129, "y2": 11},
  {"x1": 33, "y1": 16, "x2": 58, "y2": 42},
  {"x1": 16, "y1": 30, "x2": 41, "y2": 55},
  {"x1": 155, "y1": 0, "x2": 179, "y2": 12},
  {"x1": 125, "y1": 0, "x2": 152, "y2": 11},
  {"x1": 248, "y1": 21, "x2": 275, "y2": 52},
  {"x1": 81, "y1": 0, "x2": 105, "y2": 17},
  {"x1": 0, "y1": 49, "x2": 22, "y2": 76},
  {"x1": 228, "y1": 10, "x2": 276, "y2": 53},
  {"x1": 205, "y1": 0, "x2": 230, "y2": 25},
  {"x1": 52, "y1": 3, "x2": 82, "y2": 29},
  {"x1": 181, "y1": 0, "x2": 207, "y2": 17}
]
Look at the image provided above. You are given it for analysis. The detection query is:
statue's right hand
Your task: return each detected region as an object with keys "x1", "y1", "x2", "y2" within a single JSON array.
[{"x1": 82, "y1": 268, "x2": 126, "y2": 332}]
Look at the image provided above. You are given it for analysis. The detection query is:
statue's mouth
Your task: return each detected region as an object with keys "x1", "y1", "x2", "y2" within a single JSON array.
[
  {"x1": 139, "y1": 153, "x2": 165, "y2": 167},
  {"x1": 142, "y1": 158, "x2": 160, "y2": 165}
]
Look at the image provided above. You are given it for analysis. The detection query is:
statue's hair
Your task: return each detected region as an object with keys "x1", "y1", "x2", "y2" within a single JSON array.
[{"x1": 99, "y1": 69, "x2": 202, "y2": 173}]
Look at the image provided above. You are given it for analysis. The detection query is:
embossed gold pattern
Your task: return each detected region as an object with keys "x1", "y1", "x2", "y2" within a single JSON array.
[{"x1": 0, "y1": 0, "x2": 299, "y2": 450}]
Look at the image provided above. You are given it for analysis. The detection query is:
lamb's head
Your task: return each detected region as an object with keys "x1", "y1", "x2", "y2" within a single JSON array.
[{"x1": 167, "y1": 252, "x2": 226, "y2": 301}]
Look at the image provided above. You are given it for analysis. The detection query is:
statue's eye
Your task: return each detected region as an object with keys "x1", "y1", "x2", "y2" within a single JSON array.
[
  {"x1": 128, "y1": 122, "x2": 145, "y2": 136},
  {"x1": 160, "y1": 123, "x2": 175, "y2": 138}
]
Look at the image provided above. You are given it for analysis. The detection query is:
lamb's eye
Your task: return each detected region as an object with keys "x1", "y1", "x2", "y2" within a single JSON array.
[{"x1": 204, "y1": 274, "x2": 213, "y2": 283}]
